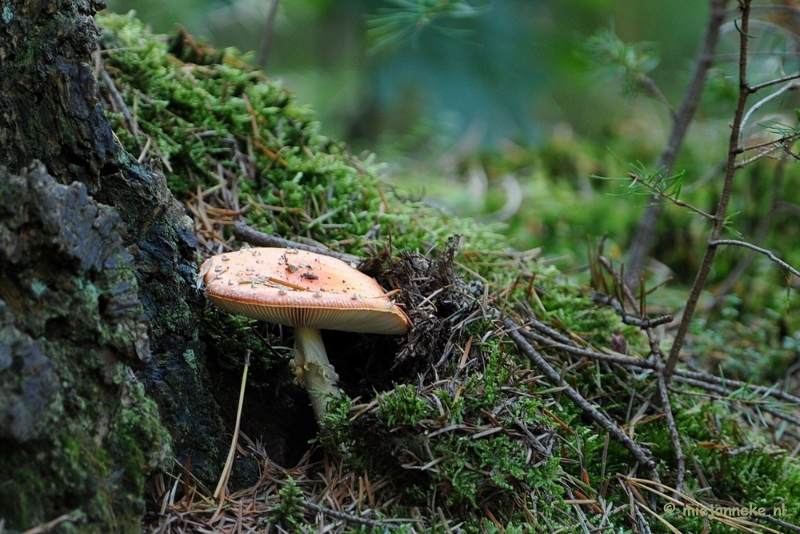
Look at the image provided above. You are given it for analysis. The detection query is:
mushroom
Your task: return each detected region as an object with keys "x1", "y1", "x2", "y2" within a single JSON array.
[{"x1": 198, "y1": 247, "x2": 410, "y2": 421}]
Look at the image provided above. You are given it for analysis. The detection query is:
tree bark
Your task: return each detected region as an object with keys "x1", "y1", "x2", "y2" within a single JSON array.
[
  {"x1": 0, "y1": 161, "x2": 175, "y2": 529},
  {"x1": 0, "y1": 1, "x2": 226, "y2": 531},
  {"x1": 0, "y1": 0, "x2": 115, "y2": 190}
]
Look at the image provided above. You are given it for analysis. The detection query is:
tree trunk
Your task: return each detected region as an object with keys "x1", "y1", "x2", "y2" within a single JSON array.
[{"x1": 0, "y1": 1, "x2": 227, "y2": 531}]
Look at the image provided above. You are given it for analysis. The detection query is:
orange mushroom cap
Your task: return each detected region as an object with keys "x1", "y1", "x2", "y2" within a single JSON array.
[{"x1": 199, "y1": 247, "x2": 410, "y2": 335}]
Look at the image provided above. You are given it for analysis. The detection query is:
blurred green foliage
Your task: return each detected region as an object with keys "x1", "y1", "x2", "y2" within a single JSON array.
[
  {"x1": 99, "y1": 12, "x2": 508, "y2": 260},
  {"x1": 103, "y1": 1, "x2": 708, "y2": 146},
  {"x1": 91, "y1": 8, "x2": 800, "y2": 531},
  {"x1": 102, "y1": 0, "x2": 799, "y2": 394}
]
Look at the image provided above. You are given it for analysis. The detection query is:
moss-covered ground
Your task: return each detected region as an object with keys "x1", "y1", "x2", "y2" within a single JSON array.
[{"x1": 89, "y1": 12, "x2": 800, "y2": 533}]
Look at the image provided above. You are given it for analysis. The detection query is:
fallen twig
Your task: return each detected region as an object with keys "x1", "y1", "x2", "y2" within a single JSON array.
[
  {"x1": 518, "y1": 328, "x2": 656, "y2": 369},
  {"x1": 594, "y1": 255, "x2": 686, "y2": 492},
  {"x1": 673, "y1": 368, "x2": 800, "y2": 406},
  {"x1": 97, "y1": 61, "x2": 140, "y2": 139},
  {"x1": 300, "y1": 499, "x2": 408, "y2": 531},
  {"x1": 233, "y1": 221, "x2": 361, "y2": 264},
  {"x1": 593, "y1": 293, "x2": 674, "y2": 329},
  {"x1": 655, "y1": 363, "x2": 685, "y2": 495},
  {"x1": 668, "y1": 378, "x2": 800, "y2": 429},
  {"x1": 504, "y1": 319, "x2": 657, "y2": 473}
]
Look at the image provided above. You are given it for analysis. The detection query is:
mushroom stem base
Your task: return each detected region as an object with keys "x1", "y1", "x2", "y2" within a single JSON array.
[{"x1": 293, "y1": 326, "x2": 341, "y2": 421}]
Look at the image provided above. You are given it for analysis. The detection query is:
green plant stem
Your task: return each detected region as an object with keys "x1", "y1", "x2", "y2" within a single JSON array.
[{"x1": 664, "y1": 0, "x2": 753, "y2": 382}]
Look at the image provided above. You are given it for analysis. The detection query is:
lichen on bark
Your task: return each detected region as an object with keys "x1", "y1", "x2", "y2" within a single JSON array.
[
  {"x1": 0, "y1": 163, "x2": 170, "y2": 532},
  {"x1": 1, "y1": 1, "x2": 228, "y2": 529}
]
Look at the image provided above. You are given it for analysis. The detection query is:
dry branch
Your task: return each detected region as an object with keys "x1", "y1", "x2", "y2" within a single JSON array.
[
  {"x1": 708, "y1": 239, "x2": 800, "y2": 279},
  {"x1": 504, "y1": 319, "x2": 658, "y2": 473},
  {"x1": 625, "y1": 0, "x2": 732, "y2": 285},
  {"x1": 665, "y1": 0, "x2": 754, "y2": 382},
  {"x1": 232, "y1": 221, "x2": 361, "y2": 264}
]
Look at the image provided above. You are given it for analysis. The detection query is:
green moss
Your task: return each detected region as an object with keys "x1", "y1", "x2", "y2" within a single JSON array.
[
  {"x1": 272, "y1": 477, "x2": 304, "y2": 529},
  {"x1": 86, "y1": 13, "x2": 800, "y2": 533},
  {"x1": 0, "y1": 370, "x2": 166, "y2": 531},
  {"x1": 318, "y1": 337, "x2": 564, "y2": 524},
  {"x1": 376, "y1": 384, "x2": 432, "y2": 427},
  {"x1": 688, "y1": 299, "x2": 795, "y2": 383},
  {"x1": 0, "y1": 449, "x2": 47, "y2": 525},
  {"x1": 96, "y1": 12, "x2": 508, "y2": 261},
  {"x1": 182, "y1": 349, "x2": 198, "y2": 370}
]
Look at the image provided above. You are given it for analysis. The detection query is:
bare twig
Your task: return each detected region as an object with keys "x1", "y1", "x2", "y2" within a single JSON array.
[
  {"x1": 505, "y1": 320, "x2": 657, "y2": 473},
  {"x1": 708, "y1": 239, "x2": 800, "y2": 278},
  {"x1": 755, "y1": 512, "x2": 800, "y2": 533},
  {"x1": 518, "y1": 328, "x2": 657, "y2": 368},
  {"x1": 300, "y1": 500, "x2": 406, "y2": 531},
  {"x1": 232, "y1": 221, "x2": 361, "y2": 264},
  {"x1": 669, "y1": 377, "x2": 800, "y2": 428},
  {"x1": 665, "y1": 0, "x2": 753, "y2": 382},
  {"x1": 98, "y1": 61, "x2": 140, "y2": 140},
  {"x1": 592, "y1": 293, "x2": 674, "y2": 329},
  {"x1": 743, "y1": 131, "x2": 800, "y2": 153},
  {"x1": 748, "y1": 72, "x2": 800, "y2": 93},
  {"x1": 528, "y1": 317, "x2": 577, "y2": 346},
  {"x1": 739, "y1": 82, "x2": 800, "y2": 144},
  {"x1": 257, "y1": 0, "x2": 280, "y2": 68},
  {"x1": 735, "y1": 132, "x2": 800, "y2": 168},
  {"x1": 655, "y1": 363, "x2": 685, "y2": 494},
  {"x1": 673, "y1": 368, "x2": 800, "y2": 405},
  {"x1": 625, "y1": 0, "x2": 731, "y2": 286},
  {"x1": 593, "y1": 256, "x2": 685, "y2": 493},
  {"x1": 707, "y1": 159, "x2": 785, "y2": 312},
  {"x1": 725, "y1": 443, "x2": 759, "y2": 457}
]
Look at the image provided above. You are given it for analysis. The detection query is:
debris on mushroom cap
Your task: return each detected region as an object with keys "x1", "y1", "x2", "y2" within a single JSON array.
[{"x1": 199, "y1": 247, "x2": 410, "y2": 335}]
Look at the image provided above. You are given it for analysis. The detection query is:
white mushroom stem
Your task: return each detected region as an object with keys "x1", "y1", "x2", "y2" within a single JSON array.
[{"x1": 293, "y1": 326, "x2": 341, "y2": 421}]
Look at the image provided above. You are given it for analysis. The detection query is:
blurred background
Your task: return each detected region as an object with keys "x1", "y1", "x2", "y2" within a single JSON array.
[
  {"x1": 102, "y1": 1, "x2": 709, "y2": 151},
  {"x1": 102, "y1": 0, "x2": 800, "y2": 327}
]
